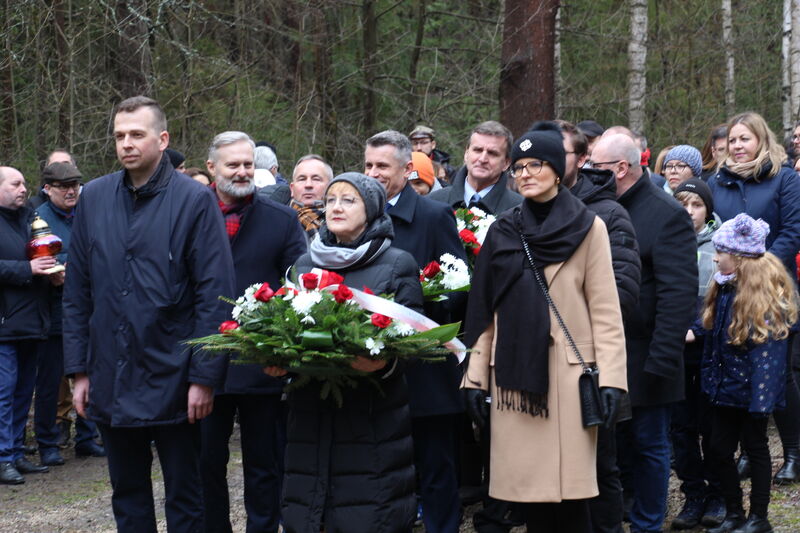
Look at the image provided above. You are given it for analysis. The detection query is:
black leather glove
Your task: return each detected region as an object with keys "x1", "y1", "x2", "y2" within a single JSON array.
[
  {"x1": 464, "y1": 389, "x2": 489, "y2": 430},
  {"x1": 600, "y1": 387, "x2": 625, "y2": 429}
]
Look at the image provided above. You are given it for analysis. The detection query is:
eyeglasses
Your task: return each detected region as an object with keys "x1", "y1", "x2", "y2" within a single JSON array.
[
  {"x1": 325, "y1": 195, "x2": 360, "y2": 208},
  {"x1": 511, "y1": 161, "x2": 548, "y2": 177},
  {"x1": 663, "y1": 163, "x2": 690, "y2": 172},
  {"x1": 589, "y1": 160, "x2": 622, "y2": 169},
  {"x1": 48, "y1": 182, "x2": 81, "y2": 191}
]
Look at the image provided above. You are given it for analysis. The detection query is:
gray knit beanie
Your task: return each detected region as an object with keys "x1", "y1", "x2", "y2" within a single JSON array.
[
  {"x1": 326, "y1": 172, "x2": 387, "y2": 223},
  {"x1": 664, "y1": 145, "x2": 702, "y2": 177}
]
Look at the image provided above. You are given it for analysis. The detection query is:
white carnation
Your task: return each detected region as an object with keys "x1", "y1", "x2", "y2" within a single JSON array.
[
  {"x1": 388, "y1": 321, "x2": 415, "y2": 337},
  {"x1": 291, "y1": 290, "x2": 322, "y2": 315},
  {"x1": 441, "y1": 258, "x2": 470, "y2": 290},
  {"x1": 456, "y1": 218, "x2": 466, "y2": 232},
  {"x1": 365, "y1": 337, "x2": 385, "y2": 356},
  {"x1": 439, "y1": 253, "x2": 458, "y2": 266},
  {"x1": 300, "y1": 315, "x2": 316, "y2": 325},
  {"x1": 470, "y1": 206, "x2": 487, "y2": 219}
]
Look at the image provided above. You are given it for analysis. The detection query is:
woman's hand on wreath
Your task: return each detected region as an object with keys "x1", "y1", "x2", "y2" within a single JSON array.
[
  {"x1": 350, "y1": 356, "x2": 387, "y2": 373},
  {"x1": 263, "y1": 366, "x2": 288, "y2": 377}
]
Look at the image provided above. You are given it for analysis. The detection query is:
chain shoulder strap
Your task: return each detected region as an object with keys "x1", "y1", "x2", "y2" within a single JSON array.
[{"x1": 519, "y1": 234, "x2": 592, "y2": 373}]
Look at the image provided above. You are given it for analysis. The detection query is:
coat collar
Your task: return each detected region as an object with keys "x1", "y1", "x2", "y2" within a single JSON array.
[
  {"x1": 388, "y1": 182, "x2": 418, "y2": 223},
  {"x1": 449, "y1": 166, "x2": 514, "y2": 213}
]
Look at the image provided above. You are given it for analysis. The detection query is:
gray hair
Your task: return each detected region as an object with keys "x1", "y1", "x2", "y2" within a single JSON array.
[
  {"x1": 254, "y1": 145, "x2": 279, "y2": 171},
  {"x1": 207, "y1": 131, "x2": 255, "y2": 163},
  {"x1": 469, "y1": 121, "x2": 513, "y2": 159},
  {"x1": 293, "y1": 154, "x2": 333, "y2": 181},
  {"x1": 366, "y1": 130, "x2": 412, "y2": 165}
]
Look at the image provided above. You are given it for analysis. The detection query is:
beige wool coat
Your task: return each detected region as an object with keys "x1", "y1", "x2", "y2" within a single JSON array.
[{"x1": 462, "y1": 217, "x2": 628, "y2": 503}]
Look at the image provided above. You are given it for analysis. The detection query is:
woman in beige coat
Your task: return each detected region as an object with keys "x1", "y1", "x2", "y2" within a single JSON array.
[{"x1": 462, "y1": 126, "x2": 627, "y2": 531}]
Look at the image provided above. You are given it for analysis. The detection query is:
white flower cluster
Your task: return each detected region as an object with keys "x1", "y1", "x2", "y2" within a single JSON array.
[
  {"x1": 387, "y1": 321, "x2": 415, "y2": 337},
  {"x1": 365, "y1": 337, "x2": 385, "y2": 355},
  {"x1": 231, "y1": 283, "x2": 261, "y2": 320},
  {"x1": 439, "y1": 254, "x2": 471, "y2": 290},
  {"x1": 291, "y1": 290, "x2": 322, "y2": 316},
  {"x1": 470, "y1": 208, "x2": 496, "y2": 245}
]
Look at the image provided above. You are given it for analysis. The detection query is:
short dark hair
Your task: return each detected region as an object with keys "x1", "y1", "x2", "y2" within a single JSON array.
[
  {"x1": 467, "y1": 121, "x2": 513, "y2": 159},
  {"x1": 554, "y1": 120, "x2": 588, "y2": 158},
  {"x1": 115, "y1": 96, "x2": 167, "y2": 132},
  {"x1": 366, "y1": 130, "x2": 412, "y2": 165}
]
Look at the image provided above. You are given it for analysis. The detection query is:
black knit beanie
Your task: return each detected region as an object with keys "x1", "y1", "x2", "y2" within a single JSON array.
[
  {"x1": 674, "y1": 178, "x2": 714, "y2": 223},
  {"x1": 512, "y1": 123, "x2": 566, "y2": 180}
]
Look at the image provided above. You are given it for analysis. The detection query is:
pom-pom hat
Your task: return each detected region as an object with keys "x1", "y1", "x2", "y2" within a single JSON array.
[{"x1": 712, "y1": 213, "x2": 770, "y2": 258}]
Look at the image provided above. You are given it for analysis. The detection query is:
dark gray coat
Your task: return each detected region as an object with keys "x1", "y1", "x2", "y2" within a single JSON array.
[
  {"x1": 428, "y1": 166, "x2": 522, "y2": 215},
  {"x1": 282, "y1": 246, "x2": 422, "y2": 533},
  {"x1": 617, "y1": 175, "x2": 698, "y2": 406}
]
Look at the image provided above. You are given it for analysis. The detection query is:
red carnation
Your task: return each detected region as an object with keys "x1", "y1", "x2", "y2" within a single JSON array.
[
  {"x1": 301, "y1": 273, "x2": 319, "y2": 290},
  {"x1": 419, "y1": 273, "x2": 425, "y2": 282},
  {"x1": 371, "y1": 313, "x2": 392, "y2": 329},
  {"x1": 219, "y1": 321, "x2": 239, "y2": 334},
  {"x1": 459, "y1": 228, "x2": 479, "y2": 245},
  {"x1": 318, "y1": 270, "x2": 344, "y2": 288},
  {"x1": 254, "y1": 283, "x2": 274, "y2": 302},
  {"x1": 422, "y1": 261, "x2": 441, "y2": 279},
  {"x1": 362, "y1": 286, "x2": 374, "y2": 295},
  {"x1": 333, "y1": 284, "x2": 354, "y2": 303},
  {"x1": 275, "y1": 287, "x2": 298, "y2": 297},
  {"x1": 472, "y1": 245, "x2": 481, "y2": 256}
]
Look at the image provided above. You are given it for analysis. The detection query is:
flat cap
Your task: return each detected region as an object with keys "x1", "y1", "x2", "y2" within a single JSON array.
[{"x1": 42, "y1": 162, "x2": 82, "y2": 183}]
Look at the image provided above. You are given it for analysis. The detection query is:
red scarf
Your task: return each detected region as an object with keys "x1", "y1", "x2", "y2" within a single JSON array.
[{"x1": 212, "y1": 183, "x2": 252, "y2": 240}]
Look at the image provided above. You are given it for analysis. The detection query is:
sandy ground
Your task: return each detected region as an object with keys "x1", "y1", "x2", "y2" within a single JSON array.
[{"x1": 1, "y1": 424, "x2": 799, "y2": 532}]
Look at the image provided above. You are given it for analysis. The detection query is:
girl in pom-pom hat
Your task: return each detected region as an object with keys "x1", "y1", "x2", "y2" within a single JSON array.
[{"x1": 701, "y1": 213, "x2": 799, "y2": 532}]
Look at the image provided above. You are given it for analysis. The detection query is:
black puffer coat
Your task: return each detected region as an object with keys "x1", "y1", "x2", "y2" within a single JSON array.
[
  {"x1": 570, "y1": 168, "x2": 641, "y2": 320},
  {"x1": 282, "y1": 246, "x2": 423, "y2": 533}
]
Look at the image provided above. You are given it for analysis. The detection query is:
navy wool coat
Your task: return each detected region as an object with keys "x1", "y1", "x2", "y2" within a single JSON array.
[
  {"x1": 223, "y1": 194, "x2": 307, "y2": 394},
  {"x1": 62, "y1": 156, "x2": 236, "y2": 427}
]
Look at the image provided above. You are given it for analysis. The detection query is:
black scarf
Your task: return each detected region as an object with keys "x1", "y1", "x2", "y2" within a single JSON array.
[{"x1": 464, "y1": 186, "x2": 595, "y2": 416}]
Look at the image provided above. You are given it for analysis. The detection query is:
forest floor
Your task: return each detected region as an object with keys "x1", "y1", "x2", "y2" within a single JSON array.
[{"x1": 1, "y1": 423, "x2": 799, "y2": 532}]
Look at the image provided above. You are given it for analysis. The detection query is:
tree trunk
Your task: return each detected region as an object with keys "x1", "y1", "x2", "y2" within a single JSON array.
[
  {"x1": 0, "y1": 0, "x2": 16, "y2": 161},
  {"x1": 722, "y1": 0, "x2": 735, "y2": 117},
  {"x1": 54, "y1": 0, "x2": 71, "y2": 148},
  {"x1": 554, "y1": 4, "x2": 562, "y2": 118},
  {"x1": 791, "y1": 0, "x2": 800, "y2": 123},
  {"x1": 362, "y1": 0, "x2": 377, "y2": 134},
  {"x1": 783, "y1": 0, "x2": 793, "y2": 136},
  {"x1": 408, "y1": 0, "x2": 426, "y2": 119},
  {"x1": 115, "y1": 0, "x2": 153, "y2": 97},
  {"x1": 627, "y1": 0, "x2": 648, "y2": 134},
  {"x1": 499, "y1": 0, "x2": 560, "y2": 137},
  {"x1": 313, "y1": 3, "x2": 336, "y2": 162}
]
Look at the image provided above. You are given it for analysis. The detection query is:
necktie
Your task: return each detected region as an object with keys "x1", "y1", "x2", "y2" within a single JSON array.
[{"x1": 468, "y1": 193, "x2": 482, "y2": 208}]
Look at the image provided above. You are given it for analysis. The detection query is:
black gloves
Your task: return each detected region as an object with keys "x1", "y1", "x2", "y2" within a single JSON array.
[
  {"x1": 600, "y1": 387, "x2": 625, "y2": 429},
  {"x1": 464, "y1": 388, "x2": 489, "y2": 430}
]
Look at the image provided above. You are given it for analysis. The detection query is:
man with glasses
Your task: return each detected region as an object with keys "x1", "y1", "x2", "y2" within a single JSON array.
[
  {"x1": 592, "y1": 134, "x2": 697, "y2": 533},
  {"x1": 35, "y1": 162, "x2": 105, "y2": 467}
]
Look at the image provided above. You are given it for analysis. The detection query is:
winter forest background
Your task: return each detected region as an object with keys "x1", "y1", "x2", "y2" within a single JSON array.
[{"x1": 1, "y1": 0, "x2": 799, "y2": 179}]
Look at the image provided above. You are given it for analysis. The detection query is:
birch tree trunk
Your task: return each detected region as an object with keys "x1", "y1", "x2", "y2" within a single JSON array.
[
  {"x1": 791, "y1": 0, "x2": 800, "y2": 123},
  {"x1": 782, "y1": 0, "x2": 792, "y2": 136},
  {"x1": 722, "y1": 0, "x2": 735, "y2": 117},
  {"x1": 362, "y1": 0, "x2": 377, "y2": 135},
  {"x1": 115, "y1": 0, "x2": 153, "y2": 97},
  {"x1": 499, "y1": 0, "x2": 560, "y2": 137},
  {"x1": 627, "y1": 0, "x2": 648, "y2": 133},
  {"x1": 554, "y1": 4, "x2": 562, "y2": 117}
]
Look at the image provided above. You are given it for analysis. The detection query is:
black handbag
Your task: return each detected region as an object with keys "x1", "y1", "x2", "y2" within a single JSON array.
[{"x1": 519, "y1": 234, "x2": 605, "y2": 428}]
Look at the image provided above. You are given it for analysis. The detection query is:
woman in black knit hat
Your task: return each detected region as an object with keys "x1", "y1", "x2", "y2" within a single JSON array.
[{"x1": 461, "y1": 125, "x2": 628, "y2": 531}]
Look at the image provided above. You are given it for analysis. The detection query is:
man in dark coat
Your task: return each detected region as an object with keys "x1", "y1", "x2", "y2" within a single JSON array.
[
  {"x1": 0, "y1": 166, "x2": 57, "y2": 485},
  {"x1": 201, "y1": 131, "x2": 307, "y2": 533},
  {"x1": 365, "y1": 130, "x2": 467, "y2": 533},
  {"x1": 555, "y1": 120, "x2": 641, "y2": 533},
  {"x1": 63, "y1": 97, "x2": 235, "y2": 533},
  {"x1": 428, "y1": 121, "x2": 521, "y2": 215},
  {"x1": 35, "y1": 162, "x2": 105, "y2": 468},
  {"x1": 593, "y1": 134, "x2": 697, "y2": 533}
]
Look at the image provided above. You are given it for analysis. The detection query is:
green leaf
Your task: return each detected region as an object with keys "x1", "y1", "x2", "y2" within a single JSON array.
[
  {"x1": 300, "y1": 330, "x2": 335, "y2": 349},
  {"x1": 406, "y1": 322, "x2": 461, "y2": 343}
]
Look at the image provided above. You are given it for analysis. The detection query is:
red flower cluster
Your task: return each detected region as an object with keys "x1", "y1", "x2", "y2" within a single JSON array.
[
  {"x1": 422, "y1": 261, "x2": 441, "y2": 279},
  {"x1": 332, "y1": 284, "x2": 354, "y2": 303},
  {"x1": 459, "y1": 228, "x2": 479, "y2": 245},
  {"x1": 219, "y1": 320, "x2": 239, "y2": 334},
  {"x1": 301, "y1": 273, "x2": 319, "y2": 290},
  {"x1": 275, "y1": 287, "x2": 298, "y2": 297},
  {"x1": 254, "y1": 283, "x2": 274, "y2": 302},
  {"x1": 371, "y1": 313, "x2": 392, "y2": 329}
]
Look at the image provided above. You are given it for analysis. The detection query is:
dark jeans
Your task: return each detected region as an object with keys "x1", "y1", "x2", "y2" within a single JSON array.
[
  {"x1": 200, "y1": 393, "x2": 283, "y2": 533},
  {"x1": 0, "y1": 341, "x2": 38, "y2": 462},
  {"x1": 708, "y1": 406, "x2": 771, "y2": 517},
  {"x1": 670, "y1": 364, "x2": 720, "y2": 500},
  {"x1": 519, "y1": 499, "x2": 592, "y2": 533},
  {"x1": 412, "y1": 414, "x2": 462, "y2": 533},
  {"x1": 774, "y1": 332, "x2": 800, "y2": 449},
  {"x1": 617, "y1": 405, "x2": 672, "y2": 533},
  {"x1": 98, "y1": 422, "x2": 204, "y2": 533},
  {"x1": 588, "y1": 423, "x2": 624, "y2": 533},
  {"x1": 35, "y1": 337, "x2": 100, "y2": 450}
]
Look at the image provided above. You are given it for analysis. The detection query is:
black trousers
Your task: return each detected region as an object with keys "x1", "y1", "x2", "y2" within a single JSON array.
[
  {"x1": 588, "y1": 423, "x2": 624, "y2": 533},
  {"x1": 520, "y1": 499, "x2": 592, "y2": 533},
  {"x1": 412, "y1": 414, "x2": 462, "y2": 533},
  {"x1": 97, "y1": 422, "x2": 204, "y2": 533},
  {"x1": 708, "y1": 406, "x2": 771, "y2": 517},
  {"x1": 200, "y1": 393, "x2": 283, "y2": 533}
]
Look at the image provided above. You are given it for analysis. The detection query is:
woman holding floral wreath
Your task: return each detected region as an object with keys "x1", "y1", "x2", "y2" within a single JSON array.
[
  {"x1": 462, "y1": 126, "x2": 628, "y2": 532},
  {"x1": 265, "y1": 172, "x2": 423, "y2": 533}
]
